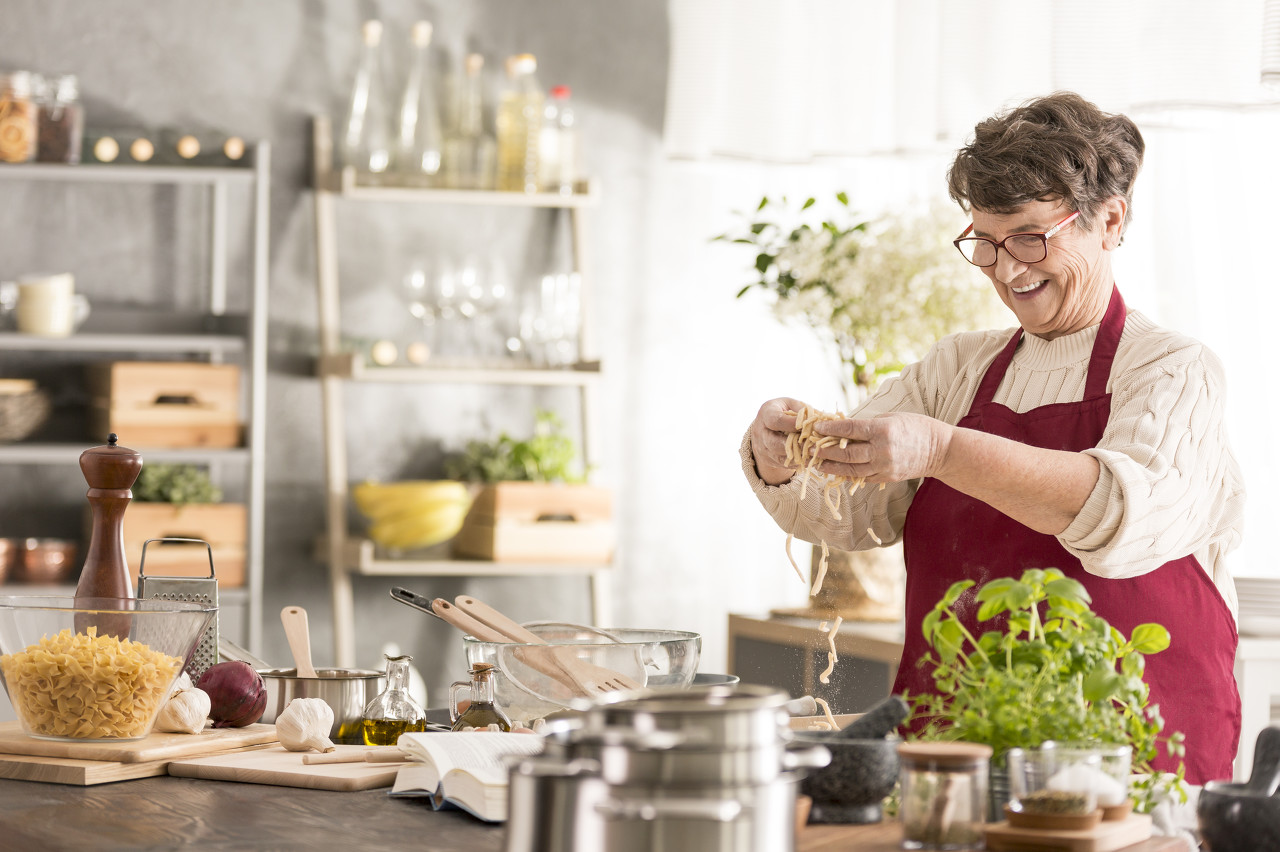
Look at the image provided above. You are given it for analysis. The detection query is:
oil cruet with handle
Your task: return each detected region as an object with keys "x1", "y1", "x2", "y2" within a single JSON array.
[{"x1": 449, "y1": 661, "x2": 512, "y2": 731}]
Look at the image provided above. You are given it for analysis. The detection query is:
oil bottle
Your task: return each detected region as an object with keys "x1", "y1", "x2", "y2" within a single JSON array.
[
  {"x1": 449, "y1": 661, "x2": 512, "y2": 731},
  {"x1": 361, "y1": 654, "x2": 428, "y2": 745}
]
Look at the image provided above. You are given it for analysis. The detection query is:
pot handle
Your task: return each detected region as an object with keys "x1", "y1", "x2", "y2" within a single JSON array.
[
  {"x1": 595, "y1": 797, "x2": 745, "y2": 823},
  {"x1": 782, "y1": 743, "x2": 832, "y2": 773}
]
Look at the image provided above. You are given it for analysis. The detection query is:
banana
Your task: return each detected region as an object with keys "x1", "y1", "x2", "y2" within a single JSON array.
[
  {"x1": 353, "y1": 480, "x2": 470, "y2": 518},
  {"x1": 367, "y1": 499, "x2": 472, "y2": 551}
]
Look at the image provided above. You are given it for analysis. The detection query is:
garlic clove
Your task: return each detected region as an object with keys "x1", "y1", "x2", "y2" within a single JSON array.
[
  {"x1": 276, "y1": 697, "x2": 336, "y2": 752},
  {"x1": 155, "y1": 684, "x2": 212, "y2": 735}
]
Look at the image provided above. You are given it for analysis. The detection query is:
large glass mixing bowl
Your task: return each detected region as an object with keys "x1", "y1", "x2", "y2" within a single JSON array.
[
  {"x1": 462, "y1": 623, "x2": 701, "y2": 725},
  {"x1": 0, "y1": 595, "x2": 215, "y2": 742}
]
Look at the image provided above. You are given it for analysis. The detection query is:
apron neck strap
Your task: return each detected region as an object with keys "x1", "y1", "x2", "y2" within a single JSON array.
[{"x1": 974, "y1": 285, "x2": 1127, "y2": 407}]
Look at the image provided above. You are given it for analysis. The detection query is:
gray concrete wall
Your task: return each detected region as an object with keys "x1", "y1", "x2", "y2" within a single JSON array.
[{"x1": 4, "y1": 0, "x2": 887, "y2": 713}]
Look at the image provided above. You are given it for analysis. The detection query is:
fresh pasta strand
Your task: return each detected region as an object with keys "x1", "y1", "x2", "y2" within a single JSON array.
[
  {"x1": 810, "y1": 540, "x2": 830, "y2": 596},
  {"x1": 814, "y1": 695, "x2": 839, "y2": 731},
  {"x1": 785, "y1": 533, "x2": 805, "y2": 584},
  {"x1": 819, "y1": 616, "x2": 844, "y2": 684}
]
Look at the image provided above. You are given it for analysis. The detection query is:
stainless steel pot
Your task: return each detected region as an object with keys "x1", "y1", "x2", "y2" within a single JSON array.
[
  {"x1": 505, "y1": 684, "x2": 829, "y2": 852},
  {"x1": 256, "y1": 667, "x2": 384, "y2": 743}
]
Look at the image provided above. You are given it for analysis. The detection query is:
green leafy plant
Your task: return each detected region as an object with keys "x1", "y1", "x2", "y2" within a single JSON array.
[
  {"x1": 133, "y1": 463, "x2": 222, "y2": 505},
  {"x1": 716, "y1": 195, "x2": 1003, "y2": 405},
  {"x1": 444, "y1": 410, "x2": 584, "y2": 484},
  {"x1": 909, "y1": 568, "x2": 1185, "y2": 813}
]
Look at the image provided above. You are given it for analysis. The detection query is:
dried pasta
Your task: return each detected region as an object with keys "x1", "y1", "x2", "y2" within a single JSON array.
[{"x1": 0, "y1": 628, "x2": 183, "y2": 740}]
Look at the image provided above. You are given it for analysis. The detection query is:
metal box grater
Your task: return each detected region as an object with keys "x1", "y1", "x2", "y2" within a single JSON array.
[{"x1": 136, "y1": 537, "x2": 219, "y2": 682}]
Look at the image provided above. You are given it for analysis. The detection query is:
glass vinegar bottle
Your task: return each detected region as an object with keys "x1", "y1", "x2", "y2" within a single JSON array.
[
  {"x1": 362, "y1": 654, "x2": 428, "y2": 745},
  {"x1": 449, "y1": 662, "x2": 512, "y2": 731}
]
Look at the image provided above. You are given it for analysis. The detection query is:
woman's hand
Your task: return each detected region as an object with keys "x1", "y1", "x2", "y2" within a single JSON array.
[
  {"x1": 749, "y1": 397, "x2": 808, "y2": 486},
  {"x1": 811, "y1": 412, "x2": 950, "y2": 484}
]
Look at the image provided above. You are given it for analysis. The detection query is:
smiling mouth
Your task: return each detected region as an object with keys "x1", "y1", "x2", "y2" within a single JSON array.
[{"x1": 1012, "y1": 280, "x2": 1047, "y2": 295}]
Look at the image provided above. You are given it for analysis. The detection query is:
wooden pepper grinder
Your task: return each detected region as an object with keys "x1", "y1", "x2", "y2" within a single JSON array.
[{"x1": 75, "y1": 432, "x2": 142, "y2": 604}]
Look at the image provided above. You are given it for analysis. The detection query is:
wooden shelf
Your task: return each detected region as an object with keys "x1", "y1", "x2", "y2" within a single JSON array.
[
  {"x1": 0, "y1": 444, "x2": 251, "y2": 465},
  {"x1": 318, "y1": 352, "x2": 602, "y2": 385},
  {"x1": 317, "y1": 536, "x2": 613, "y2": 578},
  {"x1": 317, "y1": 167, "x2": 600, "y2": 207},
  {"x1": 0, "y1": 162, "x2": 256, "y2": 185},
  {"x1": 0, "y1": 331, "x2": 245, "y2": 355}
]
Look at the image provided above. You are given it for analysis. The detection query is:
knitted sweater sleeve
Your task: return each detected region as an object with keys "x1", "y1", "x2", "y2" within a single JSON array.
[{"x1": 1062, "y1": 332, "x2": 1246, "y2": 583}]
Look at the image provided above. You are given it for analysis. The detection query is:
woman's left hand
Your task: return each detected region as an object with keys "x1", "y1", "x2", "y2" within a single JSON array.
[{"x1": 811, "y1": 412, "x2": 950, "y2": 485}]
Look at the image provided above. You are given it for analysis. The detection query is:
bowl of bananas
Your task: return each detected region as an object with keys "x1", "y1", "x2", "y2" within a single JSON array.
[{"x1": 353, "y1": 480, "x2": 473, "y2": 553}]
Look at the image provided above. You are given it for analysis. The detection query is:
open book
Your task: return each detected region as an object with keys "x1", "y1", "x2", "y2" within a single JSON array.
[{"x1": 391, "y1": 732, "x2": 545, "y2": 822}]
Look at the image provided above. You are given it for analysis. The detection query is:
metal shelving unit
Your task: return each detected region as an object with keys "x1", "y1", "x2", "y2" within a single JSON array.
[
  {"x1": 0, "y1": 150, "x2": 271, "y2": 651},
  {"x1": 311, "y1": 115, "x2": 611, "y2": 667}
]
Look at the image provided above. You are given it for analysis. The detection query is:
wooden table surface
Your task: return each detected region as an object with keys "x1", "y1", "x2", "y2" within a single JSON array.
[{"x1": 0, "y1": 775, "x2": 1191, "y2": 852}]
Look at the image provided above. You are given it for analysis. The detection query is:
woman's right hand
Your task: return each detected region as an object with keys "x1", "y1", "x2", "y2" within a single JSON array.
[{"x1": 749, "y1": 397, "x2": 808, "y2": 486}]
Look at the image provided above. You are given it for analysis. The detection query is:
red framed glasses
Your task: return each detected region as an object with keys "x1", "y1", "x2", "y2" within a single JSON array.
[{"x1": 953, "y1": 210, "x2": 1080, "y2": 267}]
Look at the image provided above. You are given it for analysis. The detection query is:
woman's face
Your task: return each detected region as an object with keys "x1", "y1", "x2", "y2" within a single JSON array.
[{"x1": 970, "y1": 198, "x2": 1125, "y2": 339}]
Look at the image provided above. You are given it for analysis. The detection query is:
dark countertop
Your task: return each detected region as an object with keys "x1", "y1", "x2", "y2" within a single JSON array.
[
  {"x1": 0, "y1": 774, "x2": 1190, "y2": 852},
  {"x1": 0, "y1": 775, "x2": 505, "y2": 852}
]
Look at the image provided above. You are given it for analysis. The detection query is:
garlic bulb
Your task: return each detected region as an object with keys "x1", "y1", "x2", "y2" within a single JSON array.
[
  {"x1": 276, "y1": 698, "x2": 336, "y2": 752},
  {"x1": 155, "y1": 673, "x2": 212, "y2": 735}
]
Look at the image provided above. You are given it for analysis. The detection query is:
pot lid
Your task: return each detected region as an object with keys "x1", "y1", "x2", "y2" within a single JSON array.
[{"x1": 586, "y1": 683, "x2": 791, "y2": 716}]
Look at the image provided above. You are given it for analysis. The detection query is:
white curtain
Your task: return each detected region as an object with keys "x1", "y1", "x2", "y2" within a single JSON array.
[{"x1": 665, "y1": 0, "x2": 1279, "y2": 162}]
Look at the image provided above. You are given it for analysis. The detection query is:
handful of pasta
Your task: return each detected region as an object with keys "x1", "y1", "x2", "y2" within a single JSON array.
[{"x1": 0, "y1": 628, "x2": 184, "y2": 741}]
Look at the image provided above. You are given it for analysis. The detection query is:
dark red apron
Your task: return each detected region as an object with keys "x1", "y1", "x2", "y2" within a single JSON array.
[{"x1": 895, "y1": 287, "x2": 1240, "y2": 784}]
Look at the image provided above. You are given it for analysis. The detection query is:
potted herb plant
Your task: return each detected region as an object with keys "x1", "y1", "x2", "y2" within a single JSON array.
[
  {"x1": 908, "y1": 567, "x2": 1186, "y2": 815},
  {"x1": 445, "y1": 410, "x2": 613, "y2": 563},
  {"x1": 125, "y1": 463, "x2": 247, "y2": 586}
]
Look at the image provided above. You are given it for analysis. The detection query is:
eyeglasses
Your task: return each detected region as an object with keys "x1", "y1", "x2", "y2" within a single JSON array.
[{"x1": 953, "y1": 211, "x2": 1080, "y2": 267}]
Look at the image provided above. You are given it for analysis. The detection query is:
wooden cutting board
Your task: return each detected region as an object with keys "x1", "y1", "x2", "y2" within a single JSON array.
[
  {"x1": 168, "y1": 745, "x2": 403, "y2": 791},
  {"x1": 984, "y1": 813, "x2": 1153, "y2": 852},
  {"x1": 0, "y1": 721, "x2": 278, "y2": 763},
  {"x1": 0, "y1": 744, "x2": 272, "y2": 786}
]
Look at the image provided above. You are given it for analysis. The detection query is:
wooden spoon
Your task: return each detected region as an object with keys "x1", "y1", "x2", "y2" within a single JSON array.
[{"x1": 281, "y1": 605, "x2": 319, "y2": 679}]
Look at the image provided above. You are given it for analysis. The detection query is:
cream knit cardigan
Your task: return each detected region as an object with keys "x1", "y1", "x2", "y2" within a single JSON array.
[{"x1": 740, "y1": 309, "x2": 1245, "y2": 624}]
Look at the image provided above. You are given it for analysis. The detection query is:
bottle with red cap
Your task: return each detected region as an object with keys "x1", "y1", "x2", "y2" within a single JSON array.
[{"x1": 538, "y1": 85, "x2": 577, "y2": 195}]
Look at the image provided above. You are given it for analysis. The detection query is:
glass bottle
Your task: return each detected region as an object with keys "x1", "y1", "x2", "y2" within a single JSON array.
[
  {"x1": 341, "y1": 19, "x2": 392, "y2": 179},
  {"x1": 361, "y1": 654, "x2": 428, "y2": 745},
  {"x1": 442, "y1": 53, "x2": 495, "y2": 190},
  {"x1": 35, "y1": 74, "x2": 83, "y2": 164},
  {"x1": 449, "y1": 662, "x2": 512, "y2": 731},
  {"x1": 395, "y1": 20, "x2": 443, "y2": 185},
  {"x1": 495, "y1": 53, "x2": 543, "y2": 193},
  {"x1": 537, "y1": 85, "x2": 576, "y2": 194},
  {"x1": 0, "y1": 71, "x2": 38, "y2": 163}
]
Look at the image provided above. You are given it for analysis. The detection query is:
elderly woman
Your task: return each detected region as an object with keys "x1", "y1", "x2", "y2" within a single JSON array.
[{"x1": 742, "y1": 92, "x2": 1243, "y2": 785}]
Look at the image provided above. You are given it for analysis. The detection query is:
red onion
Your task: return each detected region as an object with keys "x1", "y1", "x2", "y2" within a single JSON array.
[{"x1": 197, "y1": 661, "x2": 268, "y2": 728}]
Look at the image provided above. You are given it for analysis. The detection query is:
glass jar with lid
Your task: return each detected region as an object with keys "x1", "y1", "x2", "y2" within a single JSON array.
[
  {"x1": 898, "y1": 741, "x2": 992, "y2": 850},
  {"x1": 35, "y1": 73, "x2": 83, "y2": 163},
  {"x1": 449, "y1": 661, "x2": 512, "y2": 731},
  {"x1": 0, "y1": 71, "x2": 39, "y2": 163}
]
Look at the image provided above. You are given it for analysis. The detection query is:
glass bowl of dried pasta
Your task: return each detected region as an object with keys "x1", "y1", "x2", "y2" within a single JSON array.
[{"x1": 0, "y1": 595, "x2": 215, "y2": 742}]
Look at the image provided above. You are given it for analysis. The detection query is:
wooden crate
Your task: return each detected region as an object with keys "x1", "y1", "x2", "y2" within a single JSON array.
[
  {"x1": 451, "y1": 483, "x2": 614, "y2": 563},
  {"x1": 88, "y1": 361, "x2": 241, "y2": 448},
  {"x1": 121, "y1": 502, "x2": 247, "y2": 587}
]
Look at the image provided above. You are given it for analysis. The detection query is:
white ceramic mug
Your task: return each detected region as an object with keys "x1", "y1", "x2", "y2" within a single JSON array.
[{"x1": 15, "y1": 273, "x2": 90, "y2": 337}]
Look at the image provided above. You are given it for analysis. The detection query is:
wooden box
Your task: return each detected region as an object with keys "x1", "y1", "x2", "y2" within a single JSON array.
[
  {"x1": 120, "y1": 502, "x2": 247, "y2": 587},
  {"x1": 88, "y1": 361, "x2": 241, "y2": 448},
  {"x1": 451, "y1": 483, "x2": 614, "y2": 564}
]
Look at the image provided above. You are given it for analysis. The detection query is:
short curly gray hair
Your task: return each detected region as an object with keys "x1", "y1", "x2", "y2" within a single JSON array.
[{"x1": 947, "y1": 91, "x2": 1145, "y2": 239}]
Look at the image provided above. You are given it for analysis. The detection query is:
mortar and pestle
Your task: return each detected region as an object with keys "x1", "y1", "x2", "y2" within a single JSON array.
[
  {"x1": 1198, "y1": 725, "x2": 1280, "y2": 852},
  {"x1": 792, "y1": 694, "x2": 909, "y2": 823}
]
